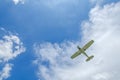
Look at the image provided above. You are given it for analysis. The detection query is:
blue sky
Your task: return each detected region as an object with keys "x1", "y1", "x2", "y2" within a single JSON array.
[{"x1": 0, "y1": 0, "x2": 120, "y2": 80}]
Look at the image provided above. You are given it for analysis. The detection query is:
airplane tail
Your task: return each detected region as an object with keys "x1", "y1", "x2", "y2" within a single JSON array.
[{"x1": 86, "y1": 55, "x2": 94, "y2": 62}]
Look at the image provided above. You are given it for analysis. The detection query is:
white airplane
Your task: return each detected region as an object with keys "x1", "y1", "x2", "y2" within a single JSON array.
[{"x1": 71, "y1": 40, "x2": 94, "y2": 62}]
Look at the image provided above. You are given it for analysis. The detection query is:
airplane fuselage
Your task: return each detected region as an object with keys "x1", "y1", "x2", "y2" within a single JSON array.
[{"x1": 77, "y1": 46, "x2": 89, "y2": 57}]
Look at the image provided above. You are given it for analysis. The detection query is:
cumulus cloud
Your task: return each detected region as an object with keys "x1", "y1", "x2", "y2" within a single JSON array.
[
  {"x1": 0, "y1": 28, "x2": 25, "y2": 80},
  {"x1": 12, "y1": 0, "x2": 25, "y2": 5},
  {"x1": 33, "y1": 1, "x2": 120, "y2": 80}
]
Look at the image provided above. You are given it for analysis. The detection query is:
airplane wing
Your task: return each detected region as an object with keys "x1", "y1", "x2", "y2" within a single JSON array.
[
  {"x1": 71, "y1": 50, "x2": 82, "y2": 59},
  {"x1": 82, "y1": 40, "x2": 94, "y2": 51}
]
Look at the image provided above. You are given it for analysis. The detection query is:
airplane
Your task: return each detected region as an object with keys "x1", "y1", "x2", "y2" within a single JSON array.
[{"x1": 71, "y1": 40, "x2": 94, "y2": 62}]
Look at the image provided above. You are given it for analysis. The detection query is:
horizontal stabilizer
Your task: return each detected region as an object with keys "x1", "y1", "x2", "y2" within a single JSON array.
[{"x1": 86, "y1": 55, "x2": 94, "y2": 62}]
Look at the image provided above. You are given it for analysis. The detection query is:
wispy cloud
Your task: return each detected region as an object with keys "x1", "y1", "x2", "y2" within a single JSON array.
[
  {"x1": 33, "y1": 1, "x2": 120, "y2": 80},
  {"x1": 0, "y1": 28, "x2": 26, "y2": 80},
  {"x1": 37, "y1": 0, "x2": 80, "y2": 8},
  {"x1": 12, "y1": 0, "x2": 25, "y2": 5},
  {"x1": 30, "y1": 0, "x2": 79, "y2": 6},
  {"x1": 89, "y1": 0, "x2": 104, "y2": 5},
  {"x1": 0, "y1": 64, "x2": 12, "y2": 80}
]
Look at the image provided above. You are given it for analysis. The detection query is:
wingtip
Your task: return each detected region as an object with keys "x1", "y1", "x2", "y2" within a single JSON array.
[{"x1": 91, "y1": 40, "x2": 94, "y2": 42}]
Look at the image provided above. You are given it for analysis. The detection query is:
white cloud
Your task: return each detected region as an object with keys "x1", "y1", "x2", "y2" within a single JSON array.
[
  {"x1": 0, "y1": 34, "x2": 26, "y2": 62},
  {"x1": 34, "y1": 1, "x2": 120, "y2": 80},
  {"x1": 0, "y1": 28, "x2": 26, "y2": 80},
  {"x1": 92, "y1": 72, "x2": 111, "y2": 80},
  {"x1": 12, "y1": 0, "x2": 25, "y2": 5},
  {"x1": 0, "y1": 64, "x2": 12, "y2": 80}
]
